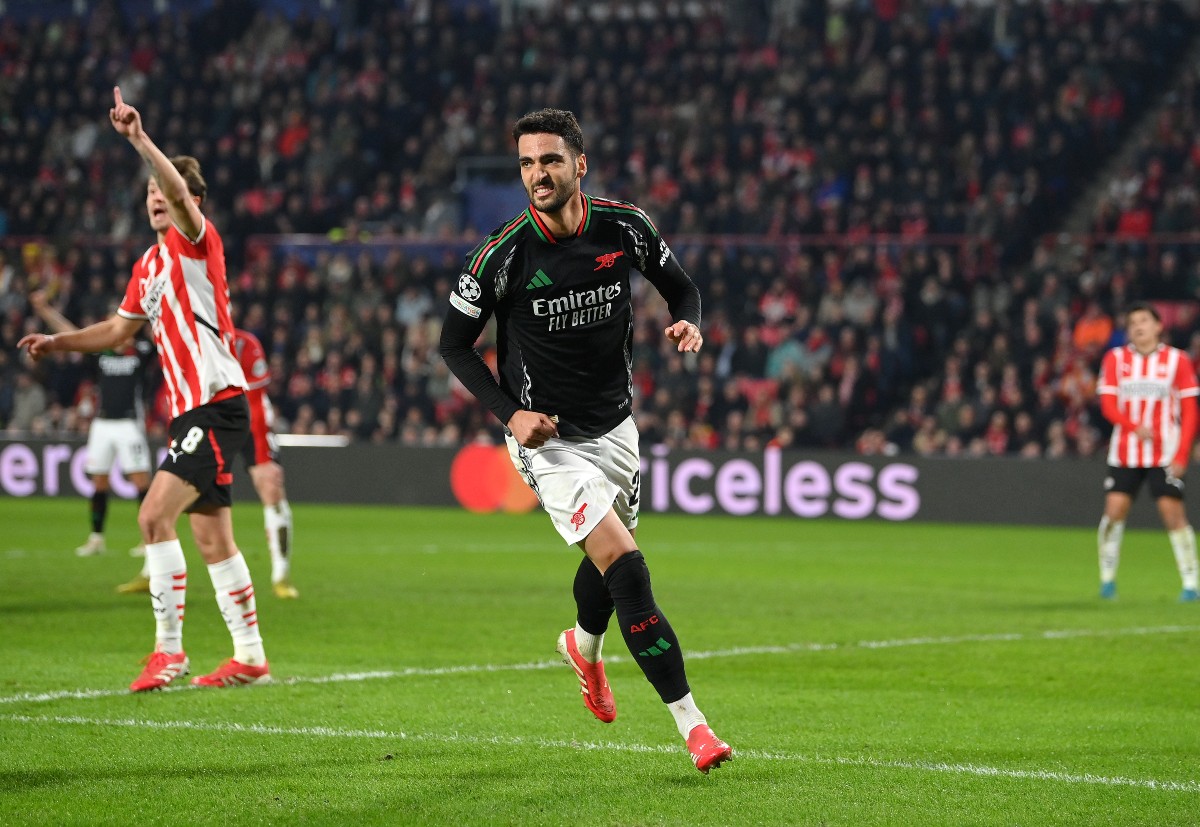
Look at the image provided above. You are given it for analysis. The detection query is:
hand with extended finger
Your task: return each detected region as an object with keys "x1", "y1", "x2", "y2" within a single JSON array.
[
  {"x1": 665, "y1": 320, "x2": 703, "y2": 353},
  {"x1": 17, "y1": 332, "x2": 56, "y2": 361},
  {"x1": 109, "y1": 86, "x2": 143, "y2": 141},
  {"x1": 508, "y1": 410, "x2": 559, "y2": 449}
]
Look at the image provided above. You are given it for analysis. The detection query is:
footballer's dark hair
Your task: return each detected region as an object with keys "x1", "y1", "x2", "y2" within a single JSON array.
[
  {"x1": 171, "y1": 156, "x2": 207, "y2": 202},
  {"x1": 1126, "y1": 301, "x2": 1161, "y2": 323},
  {"x1": 147, "y1": 156, "x2": 207, "y2": 203},
  {"x1": 512, "y1": 108, "x2": 585, "y2": 156}
]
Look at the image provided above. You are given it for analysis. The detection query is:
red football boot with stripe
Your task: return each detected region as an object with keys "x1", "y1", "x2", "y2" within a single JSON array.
[
  {"x1": 686, "y1": 724, "x2": 733, "y2": 774},
  {"x1": 556, "y1": 628, "x2": 616, "y2": 723},
  {"x1": 129, "y1": 650, "x2": 189, "y2": 692},
  {"x1": 190, "y1": 658, "x2": 271, "y2": 688}
]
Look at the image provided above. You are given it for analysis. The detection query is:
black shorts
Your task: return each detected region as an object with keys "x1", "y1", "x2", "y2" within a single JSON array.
[
  {"x1": 161, "y1": 394, "x2": 250, "y2": 511},
  {"x1": 1105, "y1": 465, "x2": 1185, "y2": 501}
]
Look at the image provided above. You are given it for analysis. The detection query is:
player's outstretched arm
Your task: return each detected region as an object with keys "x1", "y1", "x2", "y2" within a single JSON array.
[
  {"x1": 109, "y1": 86, "x2": 204, "y2": 241},
  {"x1": 18, "y1": 314, "x2": 143, "y2": 361}
]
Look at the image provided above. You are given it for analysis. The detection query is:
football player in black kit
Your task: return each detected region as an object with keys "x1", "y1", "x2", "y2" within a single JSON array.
[
  {"x1": 439, "y1": 108, "x2": 732, "y2": 774},
  {"x1": 30, "y1": 291, "x2": 154, "y2": 560}
]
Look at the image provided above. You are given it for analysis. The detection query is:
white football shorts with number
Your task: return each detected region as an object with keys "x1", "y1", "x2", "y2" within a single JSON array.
[
  {"x1": 505, "y1": 415, "x2": 641, "y2": 544},
  {"x1": 85, "y1": 418, "x2": 152, "y2": 476}
]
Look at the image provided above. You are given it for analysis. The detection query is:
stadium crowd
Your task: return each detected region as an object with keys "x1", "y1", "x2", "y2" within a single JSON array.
[{"x1": 2, "y1": 0, "x2": 1199, "y2": 460}]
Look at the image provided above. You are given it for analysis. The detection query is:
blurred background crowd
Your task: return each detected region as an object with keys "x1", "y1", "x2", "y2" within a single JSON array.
[{"x1": 2, "y1": 0, "x2": 1200, "y2": 459}]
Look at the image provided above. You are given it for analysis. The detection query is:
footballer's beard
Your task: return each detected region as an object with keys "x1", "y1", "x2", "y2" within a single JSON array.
[{"x1": 528, "y1": 177, "x2": 576, "y2": 214}]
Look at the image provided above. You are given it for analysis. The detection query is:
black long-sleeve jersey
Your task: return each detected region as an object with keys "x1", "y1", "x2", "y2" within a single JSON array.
[
  {"x1": 94, "y1": 338, "x2": 155, "y2": 420},
  {"x1": 439, "y1": 193, "x2": 702, "y2": 438}
]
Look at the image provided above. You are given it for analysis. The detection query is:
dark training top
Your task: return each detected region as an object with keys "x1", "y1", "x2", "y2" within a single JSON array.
[
  {"x1": 439, "y1": 193, "x2": 702, "y2": 438},
  {"x1": 94, "y1": 338, "x2": 155, "y2": 420}
]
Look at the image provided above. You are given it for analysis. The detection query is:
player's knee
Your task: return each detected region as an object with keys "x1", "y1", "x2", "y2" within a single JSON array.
[
  {"x1": 137, "y1": 514, "x2": 169, "y2": 542},
  {"x1": 136, "y1": 504, "x2": 174, "y2": 542},
  {"x1": 269, "y1": 465, "x2": 286, "y2": 496},
  {"x1": 191, "y1": 532, "x2": 233, "y2": 562},
  {"x1": 260, "y1": 481, "x2": 283, "y2": 506},
  {"x1": 1104, "y1": 498, "x2": 1131, "y2": 521},
  {"x1": 1161, "y1": 506, "x2": 1188, "y2": 532},
  {"x1": 602, "y1": 550, "x2": 652, "y2": 601}
]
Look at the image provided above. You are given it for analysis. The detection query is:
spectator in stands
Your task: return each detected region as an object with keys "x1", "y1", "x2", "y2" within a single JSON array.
[
  {"x1": 7, "y1": 369, "x2": 49, "y2": 433},
  {"x1": 806, "y1": 383, "x2": 844, "y2": 448},
  {"x1": 726, "y1": 326, "x2": 770, "y2": 378},
  {"x1": 5, "y1": 0, "x2": 1197, "y2": 458},
  {"x1": 1072, "y1": 301, "x2": 1115, "y2": 358}
]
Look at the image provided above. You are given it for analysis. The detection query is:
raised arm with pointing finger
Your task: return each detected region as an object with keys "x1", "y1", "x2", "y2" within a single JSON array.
[
  {"x1": 16, "y1": 86, "x2": 203, "y2": 362},
  {"x1": 110, "y1": 86, "x2": 204, "y2": 242},
  {"x1": 22, "y1": 85, "x2": 270, "y2": 694}
]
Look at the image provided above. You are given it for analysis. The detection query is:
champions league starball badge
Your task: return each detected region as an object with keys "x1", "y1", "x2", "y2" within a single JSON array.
[{"x1": 458, "y1": 275, "x2": 481, "y2": 302}]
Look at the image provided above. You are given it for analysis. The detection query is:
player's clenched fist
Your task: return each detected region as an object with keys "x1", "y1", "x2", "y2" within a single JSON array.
[
  {"x1": 665, "y1": 320, "x2": 703, "y2": 353},
  {"x1": 508, "y1": 410, "x2": 559, "y2": 448}
]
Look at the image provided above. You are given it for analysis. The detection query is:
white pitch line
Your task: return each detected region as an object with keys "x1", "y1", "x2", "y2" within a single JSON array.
[
  {"x1": 3, "y1": 712, "x2": 1198, "y2": 794},
  {"x1": 1, "y1": 624, "x2": 1197, "y2": 707}
]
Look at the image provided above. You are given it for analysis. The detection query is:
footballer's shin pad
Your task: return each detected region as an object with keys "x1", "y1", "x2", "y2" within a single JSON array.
[{"x1": 603, "y1": 550, "x2": 689, "y2": 703}]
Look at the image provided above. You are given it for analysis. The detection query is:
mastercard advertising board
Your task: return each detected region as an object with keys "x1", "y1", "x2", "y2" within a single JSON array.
[{"x1": 449, "y1": 443, "x2": 539, "y2": 513}]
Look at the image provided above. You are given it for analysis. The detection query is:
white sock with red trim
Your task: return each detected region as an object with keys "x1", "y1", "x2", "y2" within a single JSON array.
[
  {"x1": 207, "y1": 553, "x2": 266, "y2": 665},
  {"x1": 1169, "y1": 526, "x2": 1199, "y2": 591},
  {"x1": 1098, "y1": 516, "x2": 1124, "y2": 585},
  {"x1": 264, "y1": 500, "x2": 293, "y2": 583},
  {"x1": 145, "y1": 540, "x2": 187, "y2": 654}
]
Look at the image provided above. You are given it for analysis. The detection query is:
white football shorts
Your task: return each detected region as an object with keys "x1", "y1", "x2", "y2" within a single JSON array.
[
  {"x1": 85, "y1": 417, "x2": 151, "y2": 476},
  {"x1": 505, "y1": 415, "x2": 641, "y2": 544}
]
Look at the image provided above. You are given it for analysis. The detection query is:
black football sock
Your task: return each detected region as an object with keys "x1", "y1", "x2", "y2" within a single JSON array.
[
  {"x1": 603, "y1": 550, "x2": 690, "y2": 703},
  {"x1": 573, "y1": 555, "x2": 614, "y2": 635},
  {"x1": 90, "y1": 490, "x2": 109, "y2": 534}
]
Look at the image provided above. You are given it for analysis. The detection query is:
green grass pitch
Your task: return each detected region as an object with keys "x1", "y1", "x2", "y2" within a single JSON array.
[{"x1": 1, "y1": 496, "x2": 1198, "y2": 825}]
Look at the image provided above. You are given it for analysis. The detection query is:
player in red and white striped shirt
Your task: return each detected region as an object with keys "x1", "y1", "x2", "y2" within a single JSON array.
[
  {"x1": 1096, "y1": 302, "x2": 1199, "y2": 601},
  {"x1": 234, "y1": 327, "x2": 298, "y2": 598},
  {"x1": 118, "y1": 327, "x2": 299, "y2": 599},
  {"x1": 20, "y1": 88, "x2": 271, "y2": 689}
]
